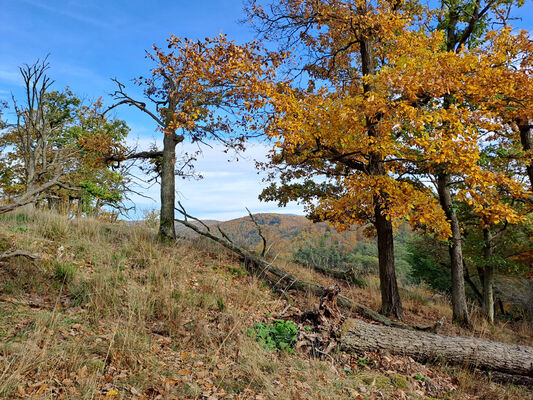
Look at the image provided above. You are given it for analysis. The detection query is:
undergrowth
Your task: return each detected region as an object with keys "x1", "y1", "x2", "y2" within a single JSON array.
[
  {"x1": 248, "y1": 319, "x2": 298, "y2": 353},
  {"x1": 0, "y1": 209, "x2": 530, "y2": 399}
]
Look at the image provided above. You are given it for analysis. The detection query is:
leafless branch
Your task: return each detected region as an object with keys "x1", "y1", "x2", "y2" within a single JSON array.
[
  {"x1": 105, "y1": 78, "x2": 165, "y2": 127},
  {"x1": 246, "y1": 207, "x2": 267, "y2": 257},
  {"x1": 0, "y1": 250, "x2": 40, "y2": 260},
  {"x1": 176, "y1": 201, "x2": 211, "y2": 232}
]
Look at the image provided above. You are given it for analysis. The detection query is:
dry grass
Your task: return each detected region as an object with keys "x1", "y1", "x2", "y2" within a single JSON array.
[
  {"x1": 0, "y1": 210, "x2": 531, "y2": 399},
  {"x1": 280, "y1": 259, "x2": 532, "y2": 346}
]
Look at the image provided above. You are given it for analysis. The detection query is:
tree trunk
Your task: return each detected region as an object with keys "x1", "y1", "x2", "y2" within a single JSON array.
[
  {"x1": 159, "y1": 131, "x2": 178, "y2": 241},
  {"x1": 359, "y1": 33, "x2": 403, "y2": 320},
  {"x1": 437, "y1": 172, "x2": 471, "y2": 328},
  {"x1": 341, "y1": 318, "x2": 533, "y2": 377},
  {"x1": 374, "y1": 199, "x2": 403, "y2": 319},
  {"x1": 517, "y1": 120, "x2": 533, "y2": 190},
  {"x1": 464, "y1": 266, "x2": 483, "y2": 305},
  {"x1": 482, "y1": 228, "x2": 494, "y2": 324}
]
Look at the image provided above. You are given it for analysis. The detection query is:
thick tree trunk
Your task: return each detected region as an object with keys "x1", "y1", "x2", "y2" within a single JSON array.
[
  {"x1": 374, "y1": 199, "x2": 403, "y2": 319},
  {"x1": 437, "y1": 172, "x2": 471, "y2": 328},
  {"x1": 359, "y1": 34, "x2": 403, "y2": 320},
  {"x1": 159, "y1": 131, "x2": 179, "y2": 241},
  {"x1": 482, "y1": 228, "x2": 494, "y2": 324},
  {"x1": 341, "y1": 318, "x2": 533, "y2": 377}
]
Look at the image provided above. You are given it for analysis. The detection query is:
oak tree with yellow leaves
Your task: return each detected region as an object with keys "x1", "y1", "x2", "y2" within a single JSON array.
[
  {"x1": 109, "y1": 35, "x2": 278, "y2": 240},
  {"x1": 249, "y1": 0, "x2": 531, "y2": 322}
]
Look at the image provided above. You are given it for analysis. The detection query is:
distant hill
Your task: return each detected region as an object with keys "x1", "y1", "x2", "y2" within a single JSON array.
[{"x1": 175, "y1": 213, "x2": 368, "y2": 257}]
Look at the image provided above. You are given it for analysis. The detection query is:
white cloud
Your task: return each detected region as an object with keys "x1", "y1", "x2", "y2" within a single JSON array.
[{"x1": 123, "y1": 139, "x2": 304, "y2": 221}]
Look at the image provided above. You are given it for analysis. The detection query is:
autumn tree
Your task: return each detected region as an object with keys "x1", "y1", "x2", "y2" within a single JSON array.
[
  {"x1": 250, "y1": 0, "x2": 426, "y2": 319},
  {"x1": 61, "y1": 99, "x2": 129, "y2": 218},
  {"x1": 0, "y1": 59, "x2": 130, "y2": 218},
  {"x1": 108, "y1": 35, "x2": 277, "y2": 241},
  {"x1": 0, "y1": 59, "x2": 76, "y2": 211},
  {"x1": 421, "y1": 0, "x2": 532, "y2": 325},
  {"x1": 249, "y1": 0, "x2": 530, "y2": 322}
]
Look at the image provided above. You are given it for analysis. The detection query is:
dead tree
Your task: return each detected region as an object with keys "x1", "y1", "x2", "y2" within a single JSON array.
[{"x1": 9, "y1": 58, "x2": 75, "y2": 202}]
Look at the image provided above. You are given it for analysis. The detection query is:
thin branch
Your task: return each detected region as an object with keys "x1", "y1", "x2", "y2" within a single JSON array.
[
  {"x1": 0, "y1": 250, "x2": 40, "y2": 260},
  {"x1": 217, "y1": 225, "x2": 234, "y2": 243},
  {"x1": 246, "y1": 207, "x2": 267, "y2": 257},
  {"x1": 105, "y1": 78, "x2": 165, "y2": 127},
  {"x1": 176, "y1": 201, "x2": 211, "y2": 232}
]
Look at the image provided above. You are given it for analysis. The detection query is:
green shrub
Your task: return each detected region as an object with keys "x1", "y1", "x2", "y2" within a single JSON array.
[
  {"x1": 248, "y1": 319, "x2": 298, "y2": 353},
  {"x1": 8, "y1": 226, "x2": 28, "y2": 233}
]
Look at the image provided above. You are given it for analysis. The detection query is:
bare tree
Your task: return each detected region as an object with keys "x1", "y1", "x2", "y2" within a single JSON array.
[{"x1": 8, "y1": 58, "x2": 75, "y2": 203}]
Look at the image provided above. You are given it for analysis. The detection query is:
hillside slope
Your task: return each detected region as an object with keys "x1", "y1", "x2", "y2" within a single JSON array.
[
  {"x1": 175, "y1": 213, "x2": 369, "y2": 259},
  {"x1": 0, "y1": 210, "x2": 531, "y2": 399}
]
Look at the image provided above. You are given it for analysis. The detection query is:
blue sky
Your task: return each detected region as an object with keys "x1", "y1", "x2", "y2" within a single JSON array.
[
  {"x1": 0, "y1": 0, "x2": 306, "y2": 220},
  {"x1": 1, "y1": 0, "x2": 532, "y2": 220}
]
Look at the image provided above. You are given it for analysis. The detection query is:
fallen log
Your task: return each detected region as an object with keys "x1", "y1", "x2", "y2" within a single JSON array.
[
  {"x1": 0, "y1": 250, "x2": 40, "y2": 260},
  {"x1": 341, "y1": 318, "x2": 533, "y2": 377}
]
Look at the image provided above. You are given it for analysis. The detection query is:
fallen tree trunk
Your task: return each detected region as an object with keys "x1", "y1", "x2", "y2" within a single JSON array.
[{"x1": 341, "y1": 318, "x2": 533, "y2": 377}]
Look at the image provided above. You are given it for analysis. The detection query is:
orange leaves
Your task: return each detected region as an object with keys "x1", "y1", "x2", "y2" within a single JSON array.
[
  {"x1": 142, "y1": 34, "x2": 280, "y2": 145},
  {"x1": 257, "y1": 0, "x2": 531, "y2": 241}
]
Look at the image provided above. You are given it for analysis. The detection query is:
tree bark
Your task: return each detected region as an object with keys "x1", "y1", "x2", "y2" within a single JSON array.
[
  {"x1": 360, "y1": 32, "x2": 403, "y2": 320},
  {"x1": 159, "y1": 131, "x2": 179, "y2": 241},
  {"x1": 374, "y1": 199, "x2": 403, "y2": 319},
  {"x1": 341, "y1": 317, "x2": 533, "y2": 377},
  {"x1": 437, "y1": 172, "x2": 471, "y2": 328},
  {"x1": 482, "y1": 228, "x2": 494, "y2": 324}
]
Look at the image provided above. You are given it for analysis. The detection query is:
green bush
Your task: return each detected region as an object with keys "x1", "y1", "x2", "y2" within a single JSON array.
[
  {"x1": 9, "y1": 226, "x2": 28, "y2": 233},
  {"x1": 249, "y1": 319, "x2": 298, "y2": 353}
]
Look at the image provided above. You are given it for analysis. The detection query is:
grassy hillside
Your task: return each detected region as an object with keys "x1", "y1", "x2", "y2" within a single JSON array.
[{"x1": 0, "y1": 210, "x2": 531, "y2": 399}]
